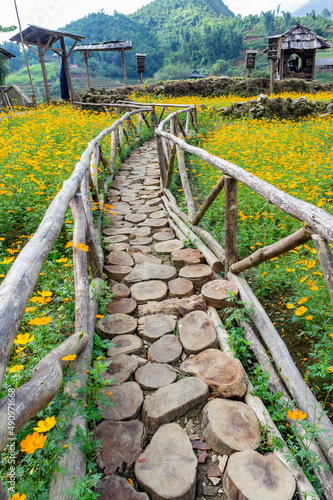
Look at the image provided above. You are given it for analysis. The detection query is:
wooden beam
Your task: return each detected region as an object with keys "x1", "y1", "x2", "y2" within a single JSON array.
[
  {"x1": 312, "y1": 234, "x2": 333, "y2": 306},
  {"x1": 224, "y1": 175, "x2": 238, "y2": 275},
  {"x1": 60, "y1": 36, "x2": 75, "y2": 104},
  {"x1": 230, "y1": 226, "x2": 314, "y2": 274},
  {"x1": 176, "y1": 146, "x2": 196, "y2": 220},
  {"x1": 165, "y1": 144, "x2": 176, "y2": 189},
  {"x1": 84, "y1": 51, "x2": 91, "y2": 89},
  {"x1": 36, "y1": 35, "x2": 51, "y2": 104},
  {"x1": 191, "y1": 175, "x2": 225, "y2": 226},
  {"x1": 42, "y1": 35, "x2": 54, "y2": 56},
  {"x1": 121, "y1": 49, "x2": 128, "y2": 88},
  {"x1": 67, "y1": 39, "x2": 79, "y2": 59}
]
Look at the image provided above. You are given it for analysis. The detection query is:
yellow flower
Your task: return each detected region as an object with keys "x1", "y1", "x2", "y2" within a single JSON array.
[
  {"x1": 299, "y1": 276, "x2": 308, "y2": 283},
  {"x1": 287, "y1": 409, "x2": 307, "y2": 420},
  {"x1": 66, "y1": 241, "x2": 74, "y2": 248},
  {"x1": 28, "y1": 316, "x2": 52, "y2": 326},
  {"x1": 62, "y1": 354, "x2": 77, "y2": 361},
  {"x1": 9, "y1": 365, "x2": 24, "y2": 373},
  {"x1": 9, "y1": 494, "x2": 27, "y2": 500},
  {"x1": 329, "y1": 366, "x2": 333, "y2": 373},
  {"x1": 0, "y1": 256, "x2": 14, "y2": 265},
  {"x1": 310, "y1": 286, "x2": 319, "y2": 291},
  {"x1": 306, "y1": 316, "x2": 313, "y2": 320},
  {"x1": 65, "y1": 220, "x2": 72, "y2": 223},
  {"x1": 286, "y1": 268, "x2": 295, "y2": 272},
  {"x1": 106, "y1": 390, "x2": 114, "y2": 397},
  {"x1": 33, "y1": 416, "x2": 56, "y2": 432},
  {"x1": 56, "y1": 258, "x2": 68, "y2": 263},
  {"x1": 21, "y1": 432, "x2": 46, "y2": 453},
  {"x1": 25, "y1": 306, "x2": 36, "y2": 313},
  {"x1": 286, "y1": 303, "x2": 294, "y2": 309},
  {"x1": 14, "y1": 333, "x2": 35, "y2": 345},
  {"x1": 297, "y1": 297, "x2": 308, "y2": 305},
  {"x1": 96, "y1": 314, "x2": 104, "y2": 318},
  {"x1": 77, "y1": 242, "x2": 89, "y2": 252},
  {"x1": 295, "y1": 306, "x2": 307, "y2": 316}
]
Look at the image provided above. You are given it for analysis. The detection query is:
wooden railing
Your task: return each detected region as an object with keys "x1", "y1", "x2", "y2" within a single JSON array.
[{"x1": 155, "y1": 107, "x2": 333, "y2": 482}]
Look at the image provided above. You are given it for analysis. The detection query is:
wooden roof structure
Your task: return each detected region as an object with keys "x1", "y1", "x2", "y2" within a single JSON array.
[
  {"x1": 10, "y1": 25, "x2": 85, "y2": 103},
  {"x1": 74, "y1": 40, "x2": 133, "y2": 89},
  {"x1": 0, "y1": 47, "x2": 16, "y2": 59}
]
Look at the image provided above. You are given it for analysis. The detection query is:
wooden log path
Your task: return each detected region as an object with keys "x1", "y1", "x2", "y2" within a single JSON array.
[{"x1": 87, "y1": 139, "x2": 321, "y2": 500}]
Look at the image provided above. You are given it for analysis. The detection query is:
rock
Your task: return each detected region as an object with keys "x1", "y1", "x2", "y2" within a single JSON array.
[
  {"x1": 178, "y1": 311, "x2": 217, "y2": 355},
  {"x1": 201, "y1": 399, "x2": 261, "y2": 456},
  {"x1": 98, "y1": 354, "x2": 139, "y2": 385},
  {"x1": 148, "y1": 334, "x2": 183, "y2": 363},
  {"x1": 97, "y1": 313, "x2": 137, "y2": 338},
  {"x1": 109, "y1": 282, "x2": 131, "y2": 299},
  {"x1": 153, "y1": 228, "x2": 175, "y2": 241},
  {"x1": 179, "y1": 264, "x2": 214, "y2": 287},
  {"x1": 171, "y1": 249, "x2": 205, "y2": 270},
  {"x1": 138, "y1": 314, "x2": 177, "y2": 342},
  {"x1": 124, "y1": 262, "x2": 177, "y2": 284},
  {"x1": 104, "y1": 265, "x2": 132, "y2": 281},
  {"x1": 95, "y1": 475, "x2": 149, "y2": 500},
  {"x1": 206, "y1": 467, "x2": 221, "y2": 477},
  {"x1": 142, "y1": 378, "x2": 209, "y2": 432},
  {"x1": 223, "y1": 450, "x2": 296, "y2": 500},
  {"x1": 135, "y1": 423, "x2": 197, "y2": 500},
  {"x1": 135, "y1": 363, "x2": 177, "y2": 390},
  {"x1": 98, "y1": 381, "x2": 143, "y2": 420},
  {"x1": 202, "y1": 484, "x2": 218, "y2": 497},
  {"x1": 218, "y1": 455, "x2": 228, "y2": 474},
  {"x1": 106, "y1": 298, "x2": 137, "y2": 315},
  {"x1": 95, "y1": 420, "x2": 146, "y2": 474},
  {"x1": 180, "y1": 349, "x2": 247, "y2": 398},
  {"x1": 107, "y1": 334, "x2": 143, "y2": 357},
  {"x1": 154, "y1": 239, "x2": 184, "y2": 254},
  {"x1": 125, "y1": 213, "x2": 147, "y2": 223},
  {"x1": 107, "y1": 251, "x2": 134, "y2": 267},
  {"x1": 201, "y1": 280, "x2": 238, "y2": 309},
  {"x1": 138, "y1": 295, "x2": 207, "y2": 317},
  {"x1": 133, "y1": 252, "x2": 161, "y2": 265},
  {"x1": 169, "y1": 278, "x2": 194, "y2": 298},
  {"x1": 208, "y1": 477, "x2": 220, "y2": 486},
  {"x1": 131, "y1": 280, "x2": 168, "y2": 304}
]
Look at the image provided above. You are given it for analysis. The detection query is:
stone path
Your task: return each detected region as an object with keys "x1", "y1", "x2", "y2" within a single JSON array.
[{"x1": 93, "y1": 140, "x2": 296, "y2": 500}]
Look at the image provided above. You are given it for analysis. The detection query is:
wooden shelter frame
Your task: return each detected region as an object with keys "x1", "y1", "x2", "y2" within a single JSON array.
[
  {"x1": 10, "y1": 25, "x2": 85, "y2": 104},
  {"x1": 73, "y1": 41, "x2": 132, "y2": 89}
]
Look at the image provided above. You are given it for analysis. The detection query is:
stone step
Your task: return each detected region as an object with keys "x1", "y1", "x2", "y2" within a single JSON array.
[
  {"x1": 178, "y1": 311, "x2": 217, "y2": 354},
  {"x1": 98, "y1": 381, "x2": 143, "y2": 420},
  {"x1": 124, "y1": 262, "x2": 177, "y2": 284},
  {"x1": 135, "y1": 363, "x2": 177, "y2": 390},
  {"x1": 107, "y1": 334, "x2": 143, "y2": 357},
  {"x1": 131, "y1": 280, "x2": 168, "y2": 304},
  {"x1": 99, "y1": 354, "x2": 139, "y2": 385},
  {"x1": 97, "y1": 313, "x2": 137, "y2": 338},
  {"x1": 148, "y1": 334, "x2": 183, "y2": 363},
  {"x1": 96, "y1": 475, "x2": 149, "y2": 500}
]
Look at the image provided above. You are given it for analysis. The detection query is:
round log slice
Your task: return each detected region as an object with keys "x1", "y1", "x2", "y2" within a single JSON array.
[
  {"x1": 129, "y1": 237, "x2": 153, "y2": 246},
  {"x1": 96, "y1": 475, "x2": 149, "y2": 500},
  {"x1": 136, "y1": 205, "x2": 163, "y2": 214},
  {"x1": 135, "y1": 423, "x2": 197, "y2": 500},
  {"x1": 168, "y1": 278, "x2": 194, "y2": 298},
  {"x1": 103, "y1": 227, "x2": 133, "y2": 236},
  {"x1": 171, "y1": 248, "x2": 205, "y2": 270},
  {"x1": 145, "y1": 198, "x2": 162, "y2": 206},
  {"x1": 201, "y1": 279, "x2": 239, "y2": 309},
  {"x1": 107, "y1": 334, "x2": 143, "y2": 357},
  {"x1": 131, "y1": 280, "x2": 168, "y2": 304},
  {"x1": 130, "y1": 199, "x2": 145, "y2": 206},
  {"x1": 130, "y1": 227, "x2": 152, "y2": 239},
  {"x1": 138, "y1": 314, "x2": 177, "y2": 342},
  {"x1": 106, "y1": 242, "x2": 130, "y2": 253},
  {"x1": 125, "y1": 213, "x2": 147, "y2": 223},
  {"x1": 98, "y1": 381, "x2": 143, "y2": 420},
  {"x1": 97, "y1": 313, "x2": 137, "y2": 338},
  {"x1": 139, "y1": 219, "x2": 169, "y2": 230},
  {"x1": 124, "y1": 263, "x2": 177, "y2": 284},
  {"x1": 154, "y1": 239, "x2": 184, "y2": 254},
  {"x1": 104, "y1": 265, "x2": 132, "y2": 281},
  {"x1": 109, "y1": 282, "x2": 131, "y2": 299},
  {"x1": 178, "y1": 264, "x2": 214, "y2": 287},
  {"x1": 107, "y1": 250, "x2": 134, "y2": 267},
  {"x1": 202, "y1": 399, "x2": 261, "y2": 456},
  {"x1": 153, "y1": 229, "x2": 175, "y2": 242},
  {"x1": 135, "y1": 363, "x2": 177, "y2": 390},
  {"x1": 178, "y1": 310, "x2": 217, "y2": 354},
  {"x1": 223, "y1": 449, "x2": 296, "y2": 500},
  {"x1": 111, "y1": 202, "x2": 131, "y2": 214},
  {"x1": 95, "y1": 419, "x2": 146, "y2": 474},
  {"x1": 131, "y1": 245, "x2": 152, "y2": 253},
  {"x1": 111, "y1": 221, "x2": 134, "y2": 228},
  {"x1": 148, "y1": 334, "x2": 182, "y2": 363},
  {"x1": 106, "y1": 298, "x2": 137, "y2": 315},
  {"x1": 149, "y1": 210, "x2": 166, "y2": 219},
  {"x1": 98, "y1": 354, "x2": 139, "y2": 385},
  {"x1": 133, "y1": 253, "x2": 162, "y2": 265},
  {"x1": 104, "y1": 234, "x2": 129, "y2": 244}
]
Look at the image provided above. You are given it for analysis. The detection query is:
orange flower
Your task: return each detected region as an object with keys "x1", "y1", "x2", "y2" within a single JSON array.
[
  {"x1": 66, "y1": 241, "x2": 74, "y2": 248},
  {"x1": 77, "y1": 242, "x2": 89, "y2": 252},
  {"x1": 9, "y1": 494, "x2": 27, "y2": 500},
  {"x1": 329, "y1": 367, "x2": 333, "y2": 373},
  {"x1": 28, "y1": 316, "x2": 52, "y2": 326},
  {"x1": 287, "y1": 409, "x2": 307, "y2": 420},
  {"x1": 62, "y1": 354, "x2": 77, "y2": 361},
  {"x1": 295, "y1": 306, "x2": 307, "y2": 317},
  {"x1": 20, "y1": 432, "x2": 46, "y2": 453}
]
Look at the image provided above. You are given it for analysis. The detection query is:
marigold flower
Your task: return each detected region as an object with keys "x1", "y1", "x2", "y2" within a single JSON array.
[
  {"x1": 20, "y1": 432, "x2": 46, "y2": 453},
  {"x1": 77, "y1": 242, "x2": 89, "y2": 252},
  {"x1": 33, "y1": 416, "x2": 56, "y2": 432},
  {"x1": 25, "y1": 306, "x2": 36, "y2": 312},
  {"x1": 295, "y1": 306, "x2": 307, "y2": 316},
  {"x1": 62, "y1": 354, "x2": 77, "y2": 361},
  {"x1": 287, "y1": 409, "x2": 307, "y2": 420},
  {"x1": 9, "y1": 365, "x2": 24, "y2": 373},
  {"x1": 14, "y1": 333, "x2": 35, "y2": 345}
]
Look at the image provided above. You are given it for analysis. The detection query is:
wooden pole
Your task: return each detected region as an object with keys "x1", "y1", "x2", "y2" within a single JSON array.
[
  {"x1": 192, "y1": 175, "x2": 225, "y2": 226},
  {"x1": 312, "y1": 234, "x2": 333, "y2": 305},
  {"x1": 110, "y1": 129, "x2": 118, "y2": 173},
  {"x1": 60, "y1": 37, "x2": 75, "y2": 104},
  {"x1": 176, "y1": 146, "x2": 196, "y2": 220},
  {"x1": 36, "y1": 35, "x2": 51, "y2": 104},
  {"x1": 121, "y1": 49, "x2": 128, "y2": 88},
  {"x1": 230, "y1": 226, "x2": 314, "y2": 274},
  {"x1": 224, "y1": 175, "x2": 238, "y2": 275},
  {"x1": 270, "y1": 59, "x2": 276, "y2": 95},
  {"x1": 155, "y1": 134, "x2": 167, "y2": 187},
  {"x1": 84, "y1": 51, "x2": 91, "y2": 89}
]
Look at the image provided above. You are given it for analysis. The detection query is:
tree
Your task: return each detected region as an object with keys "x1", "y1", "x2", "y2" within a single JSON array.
[
  {"x1": 0, "y1": 25, "x2": 17, "y2": 85},
  {"x1": 322, "y1": 9, "x2": 331, "y2": 18}
]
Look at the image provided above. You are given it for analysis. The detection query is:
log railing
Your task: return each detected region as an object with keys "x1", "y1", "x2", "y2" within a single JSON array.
[{"x1": 155, "y1": 107, "x2": 333, "y2": 480}]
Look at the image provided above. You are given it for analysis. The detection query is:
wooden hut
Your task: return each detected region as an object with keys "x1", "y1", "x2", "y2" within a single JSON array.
[
  {"x1": 73, "y1": 41, "x2": 132, "y2": 89},
  {"x1": 265, "y1": 22, "x2": 330, "y2": 81},
  {"x1": 10, "y1": 25, "x2": 85, "y2": 103},
  {"x1": 189, "y1": 70, "x2": 204, "y2": 79},
  {"x1": 0, "y1": 47, "x2": 16, "y2": 61}
]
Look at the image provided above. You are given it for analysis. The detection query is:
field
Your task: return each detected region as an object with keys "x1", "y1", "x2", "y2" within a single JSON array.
[{"x1": 0, "y1": 94, "x2": 333, "y2": 497}]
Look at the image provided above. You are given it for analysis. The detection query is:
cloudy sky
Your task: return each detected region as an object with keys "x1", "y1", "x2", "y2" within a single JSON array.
[{"x1": 1, "y1": 0, "x2": 306, "y2": 44}]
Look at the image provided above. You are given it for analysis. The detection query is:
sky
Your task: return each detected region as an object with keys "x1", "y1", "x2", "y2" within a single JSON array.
[{"x1": 0, "y1": 0, "x2": 306, "y2": 44}]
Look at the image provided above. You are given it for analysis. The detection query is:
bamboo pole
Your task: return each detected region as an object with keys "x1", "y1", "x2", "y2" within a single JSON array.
[
  {"x1": 191, "y1": 175, "x2": 225, "y2": 226},
  {"x1": 110, "y1": 128, "x2": 118, "y2": 172},
  {"x1": 84, "y1": 50, "x2": 91, "y2": 89},
  {"x1": 165, "y1": 144, "x2": 177, "y2": 189},
  {"x1": 176, "y1": 146, "x2": 196, "y2": 220},
  {"x1": 155, "y1": 130, "x2": 333, "y2": 244},
  {"x1": 312, "y1": 234, "x2": 333, "y2": 305},
  {"x1": 89, "y1": 143, "x2": 100, "y2": 203},
  {"x1": 36, "y1": 35, "x2": 51, "y2": 104},
  {"x1": 224, "y1": 175, "x2": 238, "y2": 275},
  {"x1": 60, "y1": 37, "x2": 75, "y2": 104},
  {"x1": 227, "y1": 271, "x2": 333, "y2": 467},
  {"x1": 121, "y1": 49, "x2": 128, "y2": 87},
  {"x1": 230, "y1": 226, "x2": 314, "y2": 274},
  {"x1": 155, "y1": 134, "x2": 167, "y2": 187}
]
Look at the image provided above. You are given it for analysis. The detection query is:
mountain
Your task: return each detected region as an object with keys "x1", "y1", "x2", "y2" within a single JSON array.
[{"x1": 293, "y1": 1, "x2": 333, "y2": 17}]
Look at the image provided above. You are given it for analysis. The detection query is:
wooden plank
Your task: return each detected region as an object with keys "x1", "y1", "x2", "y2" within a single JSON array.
[
  {"x1": 224, "y1": 175, "x2": 238, "y2": 275},
  {"x1": 156, "y1": 130, "x2": 333, "y2": 244},
  {"x1": 227, "y1": 271, "x2": 333, "y2": 467},
  {"x1": 191, "y1": 175, "x2": 225, "y2": 226},
  {"x1": 312, "y1": 234, "x2": 333, "y2": 305},
  {"x1": 230, "y1": 226, "x2": 314, "y2": 274},
  {"x1": 176, "y1": 146, "x2": 196, "y2": 220}
]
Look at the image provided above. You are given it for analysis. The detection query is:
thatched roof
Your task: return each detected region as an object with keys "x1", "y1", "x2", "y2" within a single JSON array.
[
  {"x1": 74, "y1": 41, "x2": 132, "y2": 52},
  {"x1": 268, "y1": 23, "x2": 330, "y2": 50},
  {"x1": 10, "y1": 25, "x2": 85, "y2": 46}
]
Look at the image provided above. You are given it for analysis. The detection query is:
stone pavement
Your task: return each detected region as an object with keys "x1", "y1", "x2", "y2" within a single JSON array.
[{"x1": 93, "y1": 140, "x2": 296, "y2": 500}]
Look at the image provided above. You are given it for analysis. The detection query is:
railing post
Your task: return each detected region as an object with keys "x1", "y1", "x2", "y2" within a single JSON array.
[
  {"x1": 224, "y1": 175, "x2": 238, "y2": 275},
  {"x1": 155, "y1": 133, "x2": 167, "y2": 187},
  {"x1": 110, "y1": 128, "x2": 118, "y2": 173},
  {"x1": 312, "y1": 234, "x2": 333, "y2": 306}
]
